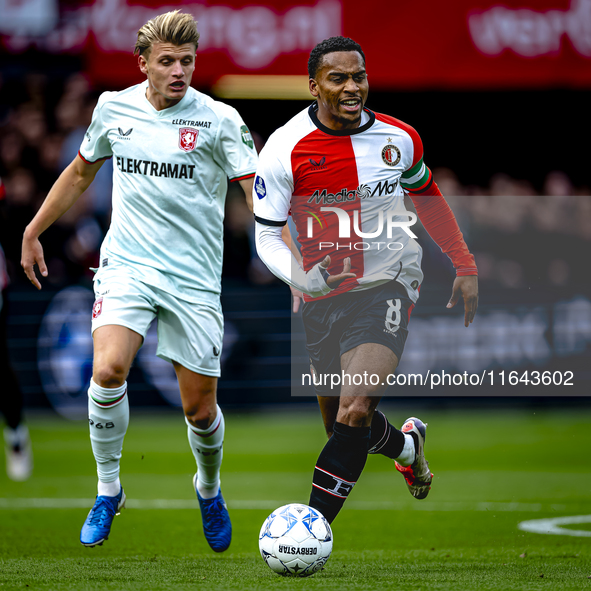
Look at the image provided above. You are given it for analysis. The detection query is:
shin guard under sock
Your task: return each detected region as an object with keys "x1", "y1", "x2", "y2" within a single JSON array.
[{"x1": 309, "y1": 422, "x2": 370, "y2": 523}]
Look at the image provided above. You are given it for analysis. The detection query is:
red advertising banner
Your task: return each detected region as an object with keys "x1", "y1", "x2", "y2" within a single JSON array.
[
  {"x1": 359, "y1": 0, "x2": 591, "y2": 89},
  {"x1": 1, "y1": 0, "x2": 590, "y2": 89}
]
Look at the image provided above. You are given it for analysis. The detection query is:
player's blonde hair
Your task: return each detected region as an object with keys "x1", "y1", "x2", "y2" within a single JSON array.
[{"x1": 134, "y1": 10, "x2": 200, "y2": 57}]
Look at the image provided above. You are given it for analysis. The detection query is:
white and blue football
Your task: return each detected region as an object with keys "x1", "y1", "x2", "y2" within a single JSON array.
[{"x1": 259, "y1": 503, "x2": 333, "y2": 577}]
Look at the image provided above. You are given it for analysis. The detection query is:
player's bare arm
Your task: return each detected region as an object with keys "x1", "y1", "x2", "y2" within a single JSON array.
[
  {"x1": 21, "y1": 154, "x2": 104, "y2": 289},
  {"x1": 238, "y1": 176, "x2": 254, "y2": 212}
]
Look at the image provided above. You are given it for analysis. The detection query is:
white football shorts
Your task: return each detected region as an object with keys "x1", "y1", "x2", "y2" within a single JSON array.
[{"x1": 91, "y1": 262, "x2": 223, "y2": 377}]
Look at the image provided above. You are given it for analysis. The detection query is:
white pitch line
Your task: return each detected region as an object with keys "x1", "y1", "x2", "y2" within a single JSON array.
[
  {"x1": 0, "y1": 498, "x2": 567, "y2": 512},
  {"x1": 518, "y1": 515, "x2": 591, "y2": 537}
]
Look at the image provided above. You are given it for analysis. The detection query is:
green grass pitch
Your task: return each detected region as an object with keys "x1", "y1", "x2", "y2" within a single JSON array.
[{"x1": 1, "y1": 405, "x2": 590, "y2": 590}]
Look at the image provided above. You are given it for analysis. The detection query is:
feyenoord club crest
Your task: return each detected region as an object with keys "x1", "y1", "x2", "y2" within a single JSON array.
[
  {"x1": 179, "y1": 127, "x2": 199, "y2": 152},
  {"x1": 92, "y1": 298, "x2": 103, "y2": 319},
  {"x1": 382, "y1": 144, "x2": 401, "y2": 167}
]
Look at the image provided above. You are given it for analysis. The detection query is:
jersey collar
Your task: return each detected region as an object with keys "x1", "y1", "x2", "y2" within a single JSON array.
[
  {"x1": 308, "y1": 102, "x2": 375, "y2": 136},
  {"x1": 141, "y1": 80, "x2": 191, "y2": 117}
]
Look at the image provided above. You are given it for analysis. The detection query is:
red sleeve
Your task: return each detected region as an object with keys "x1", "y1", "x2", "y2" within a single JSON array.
[{"x1": 409, "y1": 183, "x2": 478, "y2": 276}]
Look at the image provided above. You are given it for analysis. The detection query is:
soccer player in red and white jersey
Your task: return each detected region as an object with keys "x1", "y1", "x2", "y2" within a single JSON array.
[{"x1": 254, "y1": 37, "x2": 478, "y2": 524}]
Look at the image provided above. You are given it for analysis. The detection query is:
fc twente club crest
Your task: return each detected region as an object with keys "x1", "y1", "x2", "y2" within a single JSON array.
[
  {"x1": 92, "y1": 298, "x2": 103, "y2": 319},
  {"x1": 179, "y1": 127, "x2": 199, "y2": 152}
]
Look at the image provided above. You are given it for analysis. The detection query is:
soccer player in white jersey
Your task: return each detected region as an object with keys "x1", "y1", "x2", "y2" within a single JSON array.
[
  {"x1": 21, "y1": 11, "x2": 258, "y2": 551},
  {"x1": 254, "y1": 37, "x2": 479, "y2": 524}
]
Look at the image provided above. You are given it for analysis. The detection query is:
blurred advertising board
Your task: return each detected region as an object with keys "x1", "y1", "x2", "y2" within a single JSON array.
[
  {"x1": 8, "y1": 282, "x2": 591, "y2": 416},
  {"x1": 1, "y1": 0, "x2": 590, "y2": 89}
]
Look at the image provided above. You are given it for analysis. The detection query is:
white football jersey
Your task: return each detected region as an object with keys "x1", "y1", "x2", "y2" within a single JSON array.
[
  {"x1": 254, "y1": 104, "x2": 428, "y2": 303},
  {"x1": 80, "y1": 80, "x2": 258, "y2": 305}
]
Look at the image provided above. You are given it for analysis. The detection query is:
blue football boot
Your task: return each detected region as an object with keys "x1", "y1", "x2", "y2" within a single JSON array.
[
  {"x1": 80, "y1": 487, "x2": 126, "y2": 547},
  {"x1": 193, "y1": 474, "x2": 232, "y2": 552}
]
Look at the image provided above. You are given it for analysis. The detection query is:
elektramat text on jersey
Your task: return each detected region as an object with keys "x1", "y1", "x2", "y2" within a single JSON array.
[
  {"x1": 115, "y1": 157, "x2": 195, "y2": 179},
  {"x1": 171, "y1": 119, "x2": 211, "y2": 128}
]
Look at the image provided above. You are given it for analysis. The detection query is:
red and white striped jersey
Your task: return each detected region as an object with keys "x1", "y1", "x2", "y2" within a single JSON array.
[{"x1": 254, "y1": 104, "x2": 433, "y2": 303}]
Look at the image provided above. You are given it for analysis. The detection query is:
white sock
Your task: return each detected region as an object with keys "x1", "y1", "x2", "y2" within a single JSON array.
[
  {"x1": 88, "y1": 379, "x2": 129, "y2": 486},
  {"x1": 3, "y1": 424, "x2": 30, "y2": 449},
  {"x1": 395, "y1": 433, "x2": 416, "y2": 467},
  {"x1": 98, "y1": 477, "x2": 121, "y2": 497},
  {"x1": 186, "y1": 405, "x2": 224, "y2": 500}
]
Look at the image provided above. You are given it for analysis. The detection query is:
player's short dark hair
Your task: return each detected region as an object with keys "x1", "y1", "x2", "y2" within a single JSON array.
[{"x1": 308, "y1": 36, "x2": 365, "y2": 79}]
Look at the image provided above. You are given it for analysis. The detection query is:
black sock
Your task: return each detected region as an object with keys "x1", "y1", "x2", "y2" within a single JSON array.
[
  {"x1": 368, "y1": 410, "x2": 405, "y2": 459},
  {"x1": 0, "y1": 368, "x2": 23, "y2": 430},
  {"x1": 308, "y1": 422, "x2": 370, "y2": 524},
  {"x1": 0, "y1": 293, "x2": 23, "y2": 430}
]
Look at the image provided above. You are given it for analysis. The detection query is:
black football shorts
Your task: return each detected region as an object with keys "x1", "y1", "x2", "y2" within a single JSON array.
[{"x1": 302, "y1": 280, "x2": 415, "y2": 395}]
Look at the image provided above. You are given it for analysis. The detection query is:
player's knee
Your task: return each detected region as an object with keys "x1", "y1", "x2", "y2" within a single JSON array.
[
  {"x1": 340, "y1": 409, "x2": 370, "y2": 427},
  {"x1": 184, "y1": 402, "x2": 217, "y2": 430},
  {"x1": 338, "y1": 401, "x2": 373, "y2": 428},
  {"x1": 92, "y1": 361, "x2": 128, "y2": 389}
]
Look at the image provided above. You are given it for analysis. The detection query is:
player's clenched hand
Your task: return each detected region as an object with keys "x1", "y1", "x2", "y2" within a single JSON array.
[
  {"x1": 21, "y1": 233, "x2": 48, "y2": 290},
  {"x1": 290, "y1": 285, "x2": 303, "y2": 313},
  {"x1": 447, "y1": 275, "x2": 478, "y2": 327},
  {"x1": 320, "y1": 255, "x2": 356, "y2": 289}
]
